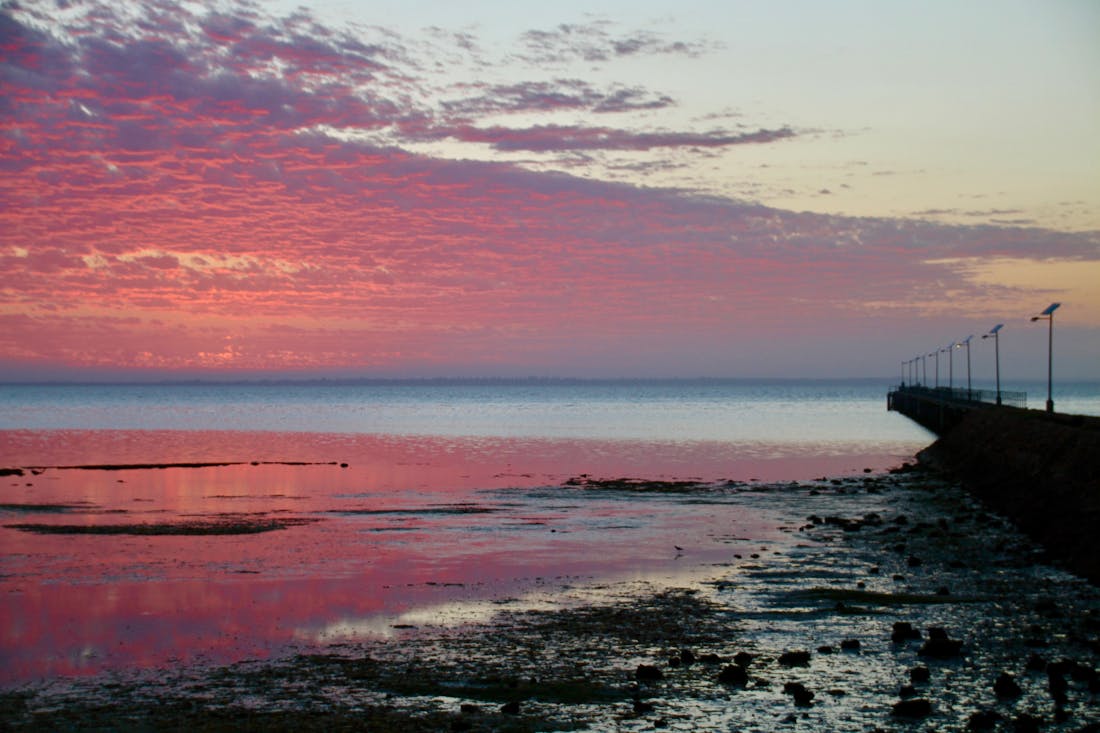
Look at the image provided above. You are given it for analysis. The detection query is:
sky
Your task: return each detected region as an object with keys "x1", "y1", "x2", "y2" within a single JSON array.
[{"x1": 1, "y1": 0, "x2": 1098, "y2": 380}]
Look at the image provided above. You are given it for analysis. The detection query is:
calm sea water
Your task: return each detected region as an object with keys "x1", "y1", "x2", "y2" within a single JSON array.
[
  {"x1": 0, "y1": 379, "x2": 923, "y2": 441},
  {"x1": 2, "y1": 377, "x2": 1098, "y2": 442},
  {"x1": 2, "y1": 378, "x2": 1097, "y2": 688}
]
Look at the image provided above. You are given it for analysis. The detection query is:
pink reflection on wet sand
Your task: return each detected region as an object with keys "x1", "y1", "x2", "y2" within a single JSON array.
[{"x1": 0, "y1": 430, "x2": 919, "y2": 687}]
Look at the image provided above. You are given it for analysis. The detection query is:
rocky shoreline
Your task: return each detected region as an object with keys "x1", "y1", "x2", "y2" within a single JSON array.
[{"x1": 3, "y1": 468, "x2": 1099, "y2": 731}]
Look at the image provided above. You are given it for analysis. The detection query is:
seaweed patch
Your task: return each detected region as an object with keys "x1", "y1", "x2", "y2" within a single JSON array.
[{"x1": 4, "y1": 517, "x2": 320, "y2": 536}]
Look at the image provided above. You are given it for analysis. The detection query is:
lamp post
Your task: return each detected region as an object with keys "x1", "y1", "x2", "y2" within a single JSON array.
[
  {"x1": 960, "y1": 335, "x2": 974, "y2": 398},
  {"x1": 921, "y1": 353, "x2": 927, "y2": 387},
  {"x1": 982, "y1": 324, "x2": 1004, "y2": 405},
  {"x1": 945, "y1": 342, "x2": 956, "y2": 391},
  {"x1": 1031, "y1": 303, "x2": 1060, "y2": 413},
  {"x1": 931, "y1": 350, "x2": 940, "y2": 389}
]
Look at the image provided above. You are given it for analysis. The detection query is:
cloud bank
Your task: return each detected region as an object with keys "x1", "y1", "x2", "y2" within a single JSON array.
[{"x1": 1, "y1": 0, "x2": 1097, "y2": 376}]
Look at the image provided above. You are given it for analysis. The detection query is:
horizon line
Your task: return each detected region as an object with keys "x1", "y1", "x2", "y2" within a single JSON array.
[{"x1": 2, "y1": 375, "x2": 1097, "y2": 387}]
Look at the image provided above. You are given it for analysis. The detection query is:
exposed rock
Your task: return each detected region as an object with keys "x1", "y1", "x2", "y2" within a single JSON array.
[
  {"x1": 1025, "y1": 653, "x2": 1047, "y2": 672},
  {"x1": 782, "y1": 681, "x2": 814, "y2": 707},
  {"x1": 891, "y1": 622, "x2": 921, "y2": 642},
  {"x1": 993, "y1": 672, "x2": 1022, "y2": 699},
  {"x1": 892, "y1": 698, "x2": 932, "y2": 718},
  {"x1": 777, "y1": 650, "x2": 811, "y2": 667},
  {"x1": 500, "y1": 700, "x2": 520, "y2": 715},
  {"x1": 840, "y1": 639, "x2": 861, "y2": 651},
  {"x1": 1047, "y1": 669, "x2": 1068, "y2": 704},
  {"x1": 717, "y1": 665, "x2": 748, "y2": 687},
  {"x1": 635, "y1": 664, "x2": 664, "y2": 682},
  {"x1": 967, "y1": 709, "x2": 1003, "y2": 730},
  {"x1": 919, "y1": 636, "x2": 963, "y2": 659},
  {"x1": 909, "y1": 666, "x2": 931, "y2": 683}
]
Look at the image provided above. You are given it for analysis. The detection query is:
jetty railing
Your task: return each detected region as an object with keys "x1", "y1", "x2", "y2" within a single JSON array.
[{"x1": 893, "y1": 384, "x2": 1027, "y2": 408}]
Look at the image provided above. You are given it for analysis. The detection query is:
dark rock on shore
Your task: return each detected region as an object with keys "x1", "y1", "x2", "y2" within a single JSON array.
[
  {"x1": 993, "y1": 672, "x2": 1022, "y2": 699},
  {"x1": 733, "y1": 651, "x2": 754, "y2": 667},
  {"x1": 635, "y1": 665, "x2": 664, "y2": 682},
  {"x1": 782, "y1": 681, "x2": 814, "y2": 706},
  {"x1": 891, "y1": 621, "x2": 922, "y2": 642},
  {"x1": 967, "y1": 709, "x2": 1003, "y2": 730},
  {"x1": 777, "y1": 650, "x2": 811, "y2": 667},
  {"x1": 919, "y1": 629, "x2": 963, "y2": 658},
  {"x1": 717, "y1": 665, "x2": 748, "y2": 687},
  {"x1": 1048, "y1": 669, "x2": 1069, "y2": 704},
  {"x1": 892, "y1": 698, "x2": 932, "y2": 718}
]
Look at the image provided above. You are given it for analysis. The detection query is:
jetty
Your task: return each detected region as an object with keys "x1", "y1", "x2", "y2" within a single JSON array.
[{"x1": 888, "y1": 384, "x2": 1100, "y2": 583}]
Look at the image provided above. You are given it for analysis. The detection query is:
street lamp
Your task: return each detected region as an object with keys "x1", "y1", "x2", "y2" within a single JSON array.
[
  {"x1": 945, "y1": 342, "x2": 956, "y2": 391},
  {"x1": 930, "y1": 350, "x2": 940, "y2": 388},
  {"x1": 982, "y1": 324, "x2": 1003, "y2": 405},
  {"x1": 1031, "y1": 303, "x2": 1061, "y2": 413},
  {"x1": 960, "y1": 335, "x2": 974, "y2": 398},
  {"x1": 921, "y1": 353, "x2": 927, "y2": 387}
]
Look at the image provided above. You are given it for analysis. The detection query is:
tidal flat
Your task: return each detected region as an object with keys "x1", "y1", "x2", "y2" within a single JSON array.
[{"x1": 3, "y1": 469, "x2": 1099, "y2": 731}]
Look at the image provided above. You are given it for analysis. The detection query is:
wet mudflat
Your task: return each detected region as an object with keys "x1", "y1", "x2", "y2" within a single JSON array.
[{"x1": 3, "y1": 470, "x2": 1098, "y2": 731}]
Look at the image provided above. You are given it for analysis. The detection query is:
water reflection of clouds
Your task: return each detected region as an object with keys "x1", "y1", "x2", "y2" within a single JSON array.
[{"x1": 0, "y1": 429, "x2": 916, "y2": 687}]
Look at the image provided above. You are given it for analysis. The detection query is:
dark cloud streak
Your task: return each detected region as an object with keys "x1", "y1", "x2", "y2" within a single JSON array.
[
  {"x1": 406, "y1": 123, "x2": 797, "y2": 153},
  {"x1": 517, "y1": 21, "x2": 714, "y2": 64},
  {"x1": 442, "y1": 79, "x2": 674, "y2": 117}
]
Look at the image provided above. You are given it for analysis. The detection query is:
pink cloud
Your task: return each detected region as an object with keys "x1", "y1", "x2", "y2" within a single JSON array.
[{"x1": 1, "y1": 1, "x2": 1097, "y2": 376}]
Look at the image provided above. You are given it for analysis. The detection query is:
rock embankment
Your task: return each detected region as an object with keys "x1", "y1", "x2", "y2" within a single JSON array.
[{"x1": 917, "y1": 406, "x2": 1100, "y2": 583}]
